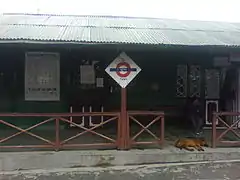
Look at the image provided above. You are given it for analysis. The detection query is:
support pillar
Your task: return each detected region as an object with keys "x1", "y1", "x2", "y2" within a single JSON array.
[{"x1": 119, "y1": 88, "x2": 129, "y2": 150}]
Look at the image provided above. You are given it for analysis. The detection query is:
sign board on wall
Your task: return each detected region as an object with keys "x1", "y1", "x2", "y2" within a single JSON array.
[
  {"x1": 105, "y1": 52, "x2": 141, "y2": 88},
  {"x1": 213, "y1": 56, "x2": 230, "y2": 67},
  {"x1": 230, "y1": 53, "x2": 240, "y2": 62},
  {"x1": 25, "y1": 52, "x2": 60, "y2": 101},
  {"x1": 80, "y1": 65, "x2": 95, "y2": 84}
]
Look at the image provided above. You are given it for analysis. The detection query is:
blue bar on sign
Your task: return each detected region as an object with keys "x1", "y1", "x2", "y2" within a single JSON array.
[{"x1": 109, "y1": 68, "x2": 137, "y2": 72}]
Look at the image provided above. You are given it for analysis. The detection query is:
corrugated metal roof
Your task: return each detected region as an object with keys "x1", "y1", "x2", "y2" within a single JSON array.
[{"x1": 1, "y1": 13, "x2": 240, "y2": 46}]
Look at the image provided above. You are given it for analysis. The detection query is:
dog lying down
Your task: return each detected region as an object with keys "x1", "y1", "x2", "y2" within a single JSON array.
[{"x1": 174, "y1": 138, "x2": 209, "y2": 151}]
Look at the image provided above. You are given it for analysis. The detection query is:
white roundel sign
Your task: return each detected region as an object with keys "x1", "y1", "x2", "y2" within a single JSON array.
[{"x1": 105, "y1": 52, "x2": 141, "y2": 88}]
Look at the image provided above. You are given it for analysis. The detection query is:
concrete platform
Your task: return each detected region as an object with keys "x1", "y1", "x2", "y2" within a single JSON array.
[
  {"x1": 1, "y1": 146, "x2": 240, "y2": 172},
  {"x1": 2, "y1": 160, "x2": 240, "y2": 180}
]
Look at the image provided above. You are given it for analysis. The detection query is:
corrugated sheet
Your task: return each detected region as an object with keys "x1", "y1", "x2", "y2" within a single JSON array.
[{"x1": 1, "y1": 13, "x2": 240, "y2": 46}]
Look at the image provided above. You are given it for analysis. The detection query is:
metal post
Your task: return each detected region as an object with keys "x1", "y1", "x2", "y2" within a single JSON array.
[
  {"x1": 70, "y1": 106, "x2": 73, "y2": 127},
  {"x1": 89, "y1": 105, "x2": 92, "y2": 122},
  {"x1": 101, "y1": 105, "x2": 104, "y2": 122},
  {"x1": 119, "y1": 87, "x2": 128, "y2": 150},
  {"x1": 82, "y1": 106, "x2": 85, "y2": 122}
]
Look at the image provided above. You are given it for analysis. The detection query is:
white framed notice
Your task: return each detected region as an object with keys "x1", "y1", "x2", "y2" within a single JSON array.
[
  {"x1": 205, "y1": 100, "x2": 219, "y2": 125},
  {"x1": 80, "y1": 65, "x2": 95, "y2": 84},
  {"x1": 96, "y1": 78, "x2": 104, "y2": 87},
  {"x1": 25, "y1": 52, "x2": 60, "y2": 101}
]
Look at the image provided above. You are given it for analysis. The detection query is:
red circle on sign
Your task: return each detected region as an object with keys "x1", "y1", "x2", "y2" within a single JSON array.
[{"x1": 116, "y1": 62, "x2": 131, "y2": 78}]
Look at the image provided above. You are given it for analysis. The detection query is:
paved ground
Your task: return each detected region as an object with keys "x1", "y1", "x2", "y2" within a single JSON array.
[{"x1": 2, "y1": 160, "x2": 240, "y2": 180}]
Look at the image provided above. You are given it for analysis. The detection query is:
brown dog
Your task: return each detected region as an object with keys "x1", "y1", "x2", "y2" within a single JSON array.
[{"x1": 174, "y1": 138, "x2": 208, "y2": 151}]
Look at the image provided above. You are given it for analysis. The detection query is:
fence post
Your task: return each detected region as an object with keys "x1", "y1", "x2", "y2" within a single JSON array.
[
  {"x1": 160, "y1": 115, "x2": 165, "y2": 148},
  {"x1": 212, "y1": 113, "x2": 217, "y2": 148},
  {"x1": 55, "y1": 118, "x2": 60, "y2": 151}
]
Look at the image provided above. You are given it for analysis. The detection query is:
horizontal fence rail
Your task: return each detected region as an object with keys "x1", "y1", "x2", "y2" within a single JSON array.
[
  {"x1": 127, "y1": 111, "x2": 164, "y2": 149},
  {"x1": 212, "y1": 112, "x2": 240, "y2": 148},
  {"x1": 0, "y1": 112, "x2": 120, "y2": 151}
]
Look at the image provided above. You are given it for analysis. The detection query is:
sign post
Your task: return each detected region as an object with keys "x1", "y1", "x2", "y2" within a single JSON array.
[{"x1": 105, "y1": 52, "x2": 141, "y2": 149}]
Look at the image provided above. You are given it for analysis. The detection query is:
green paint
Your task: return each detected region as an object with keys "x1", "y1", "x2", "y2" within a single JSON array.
[{"x1": 0, "y1": 47, "x2": 214, "y2": 128}]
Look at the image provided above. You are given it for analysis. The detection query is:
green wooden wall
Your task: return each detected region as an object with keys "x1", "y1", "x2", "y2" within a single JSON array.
[{"x1": 0, "y1": 46, "x2": 215, "y2": 128}]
